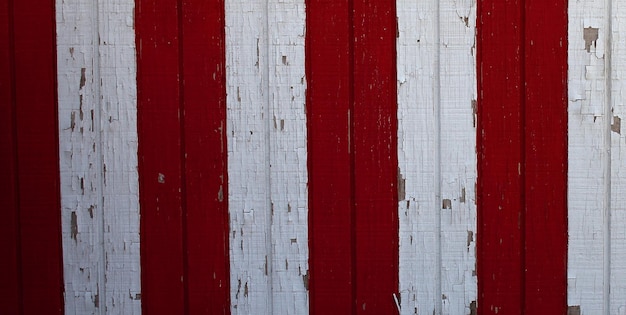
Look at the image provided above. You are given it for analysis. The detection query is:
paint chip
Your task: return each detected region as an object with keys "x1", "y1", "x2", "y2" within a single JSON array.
[
  {"x1": 470, "y1": 301, "x2": 477, "y2": 315},
  {"x1": 583, "y1": 27, "x2": 599, "y2": 53},
  {"x1": 157, "y1": 173, "x2": 165, "y2": 184},
  {"x1": 442, "y1": 199, "x2": 452, "y2": 209},
  {"x1": 398, "y1": 168, "x2": 406, "y2": 201},
  {"x1": 568, "y1": 305, "x2": 581, "y2": 315},
  {"x1": 612, "y1": 116, "x2": 621, "y2": 134},
  {"x1": 71, "y1": 211, "x2": 78, "y2": 242}
]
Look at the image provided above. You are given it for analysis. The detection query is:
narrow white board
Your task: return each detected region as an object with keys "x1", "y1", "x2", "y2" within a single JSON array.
[
  {"x1": 397, "y1": 0, "x2": 477, "y2": 314},
  {"x1": 56, "y1": 0, "x2": 141, "y2": 313},
  {"x1": 225, "y1": 0, "x2": 309, "y2": 313},
  {"x1": 567, "y1": 0, "x2": 611, "y2": 314}
]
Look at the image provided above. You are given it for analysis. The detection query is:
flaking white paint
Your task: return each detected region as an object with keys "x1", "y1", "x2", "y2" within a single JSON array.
[
  {"x1": 226, "y1": 0, "x2": 309, "y2": 313},
  {"x1": 569, "y1": 1, "x2": 626, "y2": 314},
  {"x1": 397, "y1": 0, "x2": 477, "y2": 314},
  {"x1": 56, "y1": 0, "x2": 141, "y2": 313}
]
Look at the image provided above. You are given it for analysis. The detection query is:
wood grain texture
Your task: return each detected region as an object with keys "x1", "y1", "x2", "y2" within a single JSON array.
[
  {"x1": 56, "y1": 0, "x2": 141, "y2": 313},
  {"x1": 478, "y1": 0, "x2": 567, "y2": 314},
  {"x1": 397, "y1": 0, "x2": 477, "y2": 314},
  {"x1": 226, "y1": 0, "x2": 309, "y2": 313},
  {"x1": 0, "y1": 0, "x2": 65, "y2": 313},
  {"x1": 307, "y1": 0, "x2": 398, "y2": 313}
]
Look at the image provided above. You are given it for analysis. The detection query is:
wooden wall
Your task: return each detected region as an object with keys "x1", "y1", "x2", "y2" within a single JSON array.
[{"x1": 1, "y1": 0, "x2": 623, "y2": 314}]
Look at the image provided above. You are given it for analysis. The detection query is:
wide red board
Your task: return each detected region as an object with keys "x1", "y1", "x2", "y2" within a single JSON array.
[
  {"x1": 477, "y1": 0, "x2": 568, "y2": 314},
  {"x1": 307, "y1": 1, "x2": 399, "y2": 314},
  {"x1": 136, "y1": 0, "x2": 230, "y2": 313}
]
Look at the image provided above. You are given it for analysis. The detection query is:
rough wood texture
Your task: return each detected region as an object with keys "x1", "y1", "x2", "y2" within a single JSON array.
[
  {"x1": 226, "y1": 0, "x2": 309, "y2": 313},
  {"x1": 397, "y1": 0, "x2": 477, "y2": 314},
  {"x1": 478, "y1": 0, "x2": 567, "y2": 314},
  {"x1": 136, "y1": 0, "x2": 230, "y2": 313},
  {"x1": 0, "y1": 0, "x2": 64, "y2": 314},
  {"x1": 56, "y1": 0, "x2": 141, "y2": 313},
  {"x1": 568, "y1": 0, "x2": 626, "y2": 314},
  {"x1": 307, "y1": 0, "x2": 398, "y2": 313}
]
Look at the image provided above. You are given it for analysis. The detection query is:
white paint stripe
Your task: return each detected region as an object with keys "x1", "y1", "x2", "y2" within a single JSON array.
[
  {"x1": 56, "y1": 0, "x2": 141, "y2": 313},
  {"x1": 567, "y1": 0, "x2": 610, "y2": 314},
  {"x1": 226, "y1": 0, "x2": 308, "y2": 313},
  {"x1": 397, "y1": 1, "x2": 477, "y2": 314},
  {"x1": 609, "y1": 1, "x2": 626, "y2": 314}
]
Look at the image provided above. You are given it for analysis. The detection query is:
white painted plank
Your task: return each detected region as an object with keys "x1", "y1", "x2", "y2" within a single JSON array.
[
  {"x1": 567, "y1": 0, "x2": 610, "y2": 314},
  {"x1": 226, "y1": 0, "x2": 308, "y2": 313},
  {"x1": 398, "y1": 1, "x2": 477, "y2": 314},
  {"x1": 56, "y1": 0, "x2": 141, "y2": 314},
  {"x1": 610, "y1": 1, "x2": 626, "y2": 314},
  {"x1": 438, "y1": 1, "x2": 477, "y2": 315},
  {"x1": 397, "y1": 1, "x2": 439, "y2": 313}
]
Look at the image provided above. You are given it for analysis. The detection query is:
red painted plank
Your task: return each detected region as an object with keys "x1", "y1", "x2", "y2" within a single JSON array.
[
  {"x1": 477, "y1": 0, "x2": 524, "y2": 314},
  {"x1": 137, "y1": 1, "x2": 230, "y2": 313},
  {"x1": 307, "y1": 1, "x2": 398, "y2": 313},
  {"x1": 136, "y1": 0, "x2": 186, "y2": 313},
  {"x1": 352, "y1": 1, "x2": 398, "y2": 314},
  {"x1": 523, "y1": 1, "x2": 567, "y2": 313},
  {"x1": 181, "y1": 0, "x2": 230, "y2": 313},
  {"x1": 2, "y1": 0, "x2": 65, "y2": 313},
  {"x1": 478, "y1": 0, "x2": 568, "y2": 314},
  {"x1": 306, "y1": 0, "x2": 353, "y2": 313},
  {"x1": 0, "y1": 1, "x2": 22, "y2": 313}
]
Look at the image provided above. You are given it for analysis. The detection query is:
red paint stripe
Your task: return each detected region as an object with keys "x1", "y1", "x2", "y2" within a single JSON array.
[
  {"x1": 306, "y1": 0, "x2": 353, "y2": 313},
  {"x1": 477, "y1": 0, "x2": 567, "y2": 314},
  {"x1": 307, "y1": 1, "x2": 398, "y2": 313},
  {"x1": 352, "y1": 1, "x2": 398, "y2": 313},
  {"x1": 137, "y1": 0, "x2": 186, "y2": 312},
  {"x1": 136, "y1": 0, "x2": 229, "y2": 313},
  {"x1": 523, "y1": 1, "x2": 567, "y2": 313},
  {"x1": 181, "y1": 0, "x2": 230, "y2": 313},
  {"x1": 0, "y1": 1, "x2": 22, "y2": 313},
  {"x1": 0, "y1": 0, "x2": 64, "y2": 313}
]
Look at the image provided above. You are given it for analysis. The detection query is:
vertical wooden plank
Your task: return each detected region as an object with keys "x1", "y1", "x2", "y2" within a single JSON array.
[
  {"x1": 265, "y1": 1, "x2": 309, "y2": 313},
  {"x1": 397, "y1": 0, "x2": 477, "y2": 313},
  {"x1": 438, "y1": 1, "x2": 478, "y2": 314},
  {"x1": 136, "y1": 0, "x2": 186, "y2": 313},
  {"x1": 227, "y1": 0, "x2": 309, "y2": 312},
  {"x1": 97, "y1": 1, "x2": 142, "y2": 312},
  {"x1": 0, "y1": 0, "x2": 21, "y2": 313},
  {"x1": 181, "y1": 0, "x2": 230, "y2": 313},
  {"x1": 56, "y1": 1, "x2": 103, "y2": 312},
  {"x1": 567, "y1": 0, "x2": 608, "y2": 314},
  {"x1": 610, "y1": 1, "x2": 626, "y2": 313},
  {"x1": 306, "y1": 0, "x2": 353, "y2": 313},
  {"x1": 477, "y1": 0, "x2": 524, "y2": 314},
  {"x1": 11, "y1": 0, "x2": 65, "y2": 313},
  {"x1": 352, "y1": 1, "x2": 399, "y2": 314},
  {"x1": 523, "y1": 0, "x2": 568, "y2": 313},
  {"x1": 397, "y1": 0, "x2": 439, "y2": 313},
  {"x1": 308, "y1": 0, "x2": 398, "y2": 313},
  {"x1": 226, "y1": 0, "x2": 272, "y2": 312},
  {"x1": 57, "y1": 0, "x2": 142, "y2": 313}
]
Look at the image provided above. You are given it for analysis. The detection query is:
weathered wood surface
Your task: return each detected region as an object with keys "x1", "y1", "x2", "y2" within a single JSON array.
[
  {"x1": 226, "y1": 0, "x2": 309, "y2": 313},
  {"x1": 56, "y1": 0, "x2": 141, "y2": 313},
  {"x1": 397, "y1": 0, "x2": 477, "y2": 314},
  {"x1": 568, "y1": 0, "x2": 626, "y2": 314}
]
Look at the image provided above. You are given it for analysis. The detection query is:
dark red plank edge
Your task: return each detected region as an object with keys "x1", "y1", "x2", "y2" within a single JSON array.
[{"x1": 0, "y1": 0, "x2": 64, "y2": 314}]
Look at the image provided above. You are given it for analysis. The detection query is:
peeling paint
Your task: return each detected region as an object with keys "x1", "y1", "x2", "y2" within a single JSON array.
[
  {"x1": 583, "y1": 27, "x2": 598, "y2": 53},
  {"x1": 612, "y1": 116, "x2": 621, "y2": 134}
]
